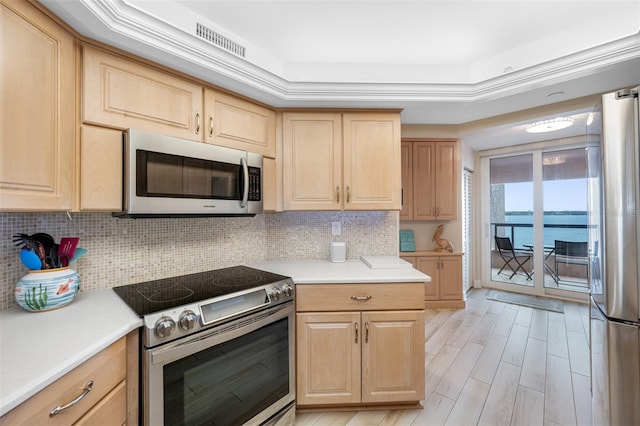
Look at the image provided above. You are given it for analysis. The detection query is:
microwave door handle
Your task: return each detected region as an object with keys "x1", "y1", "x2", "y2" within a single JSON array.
[{"x1": 240, "y1": 157, "x2": 249, "y2": 208}]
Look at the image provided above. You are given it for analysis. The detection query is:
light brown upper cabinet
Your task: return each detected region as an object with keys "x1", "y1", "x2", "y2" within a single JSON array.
[
  {"x1": 204, "y1": 89, "x2": 275, "y2": 158},
  {"x1": 0, "y1": 0, "x2": 75, "y2": 211},
  {"x1": 78, "y1": 126, "x2": 122, "y2": 211},
  {"x1": 82, "y1": 45, "x2": 203, "y2": 141},
  {"x1": 82, "y1": 45, "x2": 276, "y2": 158},
  {"x1": 282, "y1": 111, "x2": 401, "y2": 211},
  {"x1": 402, "y1": 140, "x2": 459, "y2": 220},
  {"x1": 400, "y1": 142, "x2": 413, "y2": 220}
]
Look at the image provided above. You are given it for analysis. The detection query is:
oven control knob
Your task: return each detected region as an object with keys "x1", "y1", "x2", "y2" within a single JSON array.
[
  {"x1": 270, "y1": 287, "x2": 282, "y2": 301},
  {"x1": 282, "y1": 284, "x2": 293, "y2": 297},
  {"x1": 179, "y1": 310, "x2": 198, "y2": 331},
  {"x1": 155, "y1": 316, "x2": 176, "y2": 338}
]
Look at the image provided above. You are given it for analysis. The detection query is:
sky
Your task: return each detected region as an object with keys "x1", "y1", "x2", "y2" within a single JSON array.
[{"x1": 504, "y1": 179, "x2": 588, "y2": 212}]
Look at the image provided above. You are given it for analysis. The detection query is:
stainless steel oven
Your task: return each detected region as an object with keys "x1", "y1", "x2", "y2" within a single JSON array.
[{"x1": 113, "y1": 266, "x2": 295, "y2": 425}]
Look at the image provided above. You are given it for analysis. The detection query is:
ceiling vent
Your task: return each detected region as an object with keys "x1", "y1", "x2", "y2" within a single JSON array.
[{"x1": 196, "y1": 23, "x2": 245, "y2": 58}]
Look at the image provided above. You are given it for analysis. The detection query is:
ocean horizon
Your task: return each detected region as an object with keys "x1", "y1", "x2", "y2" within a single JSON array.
[{"x1": 497, "y1": 211, "x2": 589, "y2": 249}]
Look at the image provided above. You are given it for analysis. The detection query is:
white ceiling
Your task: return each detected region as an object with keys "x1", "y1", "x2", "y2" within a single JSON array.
[{"x1": 40, "y1": 0, "x2": 640, "y2": 150}]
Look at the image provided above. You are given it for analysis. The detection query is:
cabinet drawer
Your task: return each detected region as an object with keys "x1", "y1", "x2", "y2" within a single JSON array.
[
  {"x1": 296, "y1": 283, "x2": 424, "y2": 312},
  {"x1": 1, "y1": 337, "x2": 126, "y2": 425},
  {"x1": 74, "y1": 380, "x2": 126, "y2": 426}
]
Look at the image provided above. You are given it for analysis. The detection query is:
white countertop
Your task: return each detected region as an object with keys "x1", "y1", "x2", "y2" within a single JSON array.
[
  {"x1": 0, "y1": 259, "x2": 428, "y2": 416},
  {"x1": 0, "y1": 289, "x2": 142, "y2": 416},
  {"x1": 248, "y1": 259, "x2": 431, "y2": 283}
]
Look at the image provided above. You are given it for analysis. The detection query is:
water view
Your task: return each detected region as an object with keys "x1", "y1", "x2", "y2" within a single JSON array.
[{"x1": 502, "y1": 211, "x2": 588, "y2": 249}]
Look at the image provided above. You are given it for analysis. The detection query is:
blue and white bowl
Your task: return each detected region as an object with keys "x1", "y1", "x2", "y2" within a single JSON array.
[{"x1": 15, "y1": 267, "x2": 80, "y2": 312}]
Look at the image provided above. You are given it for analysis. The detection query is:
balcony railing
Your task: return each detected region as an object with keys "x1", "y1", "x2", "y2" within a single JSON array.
[{"x1": 491, "y1": 222, "x2": 593, "y2": 250}]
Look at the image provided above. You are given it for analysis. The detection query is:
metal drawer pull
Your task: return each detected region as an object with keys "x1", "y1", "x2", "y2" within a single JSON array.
[
  {"x1": 354, "y1": 322, "x2": 358, "y2": 343},
  {"x1": 365, "y1": 322, "x2": 369, "y2": 343},
  {"x1": 350, "y1": 295, "x2": 372, "y2": 301},
  {"x1": 50, "y1": 380, "x2": 93, "y2": 417},
  {"x1": 208, "y1": 115, "x2": 214, "y2": 137},
  {"x1": 195, "y1": 112, "x2": 201, "y2": 134}
]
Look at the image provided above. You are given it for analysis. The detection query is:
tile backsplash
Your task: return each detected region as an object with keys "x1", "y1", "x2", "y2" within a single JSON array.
[{"x1": 1, "y1": 211, "x2": 398, "y2": 311}]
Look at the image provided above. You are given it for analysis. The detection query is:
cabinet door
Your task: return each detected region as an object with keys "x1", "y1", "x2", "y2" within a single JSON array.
[
  {"x1": 282, "y1": 112, "x2": 342, "y2": 210},
  {"x1": 0, "y1": 0, "x2": 75, "y2": 211},
  {"x1": 296, "y1": 312, "x2": 361, "y2": 405},
  {"x1": 416, "y1": 257, "x2": 440, "y2": 300},
  {"x1": 439, "y1": 256, "x2": 463, "y2": 300},
  {"x1": 79, "y1": 126, "x2": 122, "y2": 211},
  {"x1": 204, "y1": 89, "x2": 275, "y2": 157},
  {"x1": 412, "y1": 142, "x2": 436, "y2": 219},
  {"x1": 343, "y1": 112, "x2": 401, "y2": 210},
  {"x1": 82, "y1": 45, "x2": 203, "y2": 141},
  {"x1": 262, "y1": 157, "x2": 277, "y2": 212},
  {"x1": 434, "y1": 141, "x2": 458, "y2": 220},
  {"x1": 361, "y1": 310, "x2": 425, "y2": 403},
  {"x1": 400, "y1": 142, "x2": 413, "y2": 220}
]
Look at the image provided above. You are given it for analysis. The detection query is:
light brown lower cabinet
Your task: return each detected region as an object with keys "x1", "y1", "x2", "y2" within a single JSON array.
[
  {"x1": 401, "y1": 252, "x2": 465, "y2": 309},
  {"x1": 296, "y1": 283, "x2": 425, "y2": 408},
  {"x1": 0, "y1": 331, "x2": 138, "y2": 426}
]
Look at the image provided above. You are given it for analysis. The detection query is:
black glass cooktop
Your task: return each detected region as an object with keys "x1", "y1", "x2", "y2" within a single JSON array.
[{"x1": 113, "y1": 265, "x2": 290, "y2": 316}]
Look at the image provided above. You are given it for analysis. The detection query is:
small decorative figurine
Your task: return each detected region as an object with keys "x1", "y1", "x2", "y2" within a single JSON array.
[{"x1": 433, "y1": 224, "x2": 454, "y2": 253}]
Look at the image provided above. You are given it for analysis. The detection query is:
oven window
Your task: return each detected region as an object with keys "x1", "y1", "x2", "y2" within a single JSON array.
[
  {"x1": 163, "y1": 317, "x2": 290, "y2": 425},
  {"x1": 137, "y1": 150, "x2": 241, "y2": 199}
]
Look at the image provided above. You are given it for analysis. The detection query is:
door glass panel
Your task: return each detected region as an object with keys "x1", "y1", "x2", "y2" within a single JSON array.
[
  {"x1": 137, "y1": 150, "x2": 240, "y2": 199},
  {"x1": 163, "y1": 317, "x2": 289, "y2": 425},
  {"x1": 542, "y1": 148, "x2": 589, "y2": 292},
  {"x1": 490, "y1": 154, "x2": 534, "y2": 286}
]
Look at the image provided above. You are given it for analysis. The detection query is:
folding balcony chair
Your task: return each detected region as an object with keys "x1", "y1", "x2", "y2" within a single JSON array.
[
  {"x1": 495, "y1": 236, "x2": 533, "y2": 280},
  {"x1": 554, "y1": 240, "x2": 589, "y2": 285}
]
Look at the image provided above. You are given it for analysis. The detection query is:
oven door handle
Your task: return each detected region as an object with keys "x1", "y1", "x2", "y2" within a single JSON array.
[{"x1": 149, "y1": 303, "x2": 292, "y2": 365}]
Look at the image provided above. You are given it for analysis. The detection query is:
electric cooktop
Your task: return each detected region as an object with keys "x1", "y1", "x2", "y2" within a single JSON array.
[{"x1": 113, "y1": 265, "x2": 291, "y2": 316}]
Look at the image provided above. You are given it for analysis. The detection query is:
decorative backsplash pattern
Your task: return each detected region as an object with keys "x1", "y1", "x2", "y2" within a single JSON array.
[{"x1": 0, "y1": 211, "x2": 398, "y2": 311}]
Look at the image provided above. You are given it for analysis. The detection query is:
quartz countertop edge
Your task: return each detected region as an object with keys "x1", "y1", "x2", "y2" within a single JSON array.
[
  {"x1": 247, "y1": 259, "x2": 432, "y2": 283},
  {"x1": 0, "y1": 289, "x2": 142, "y2": 416}
]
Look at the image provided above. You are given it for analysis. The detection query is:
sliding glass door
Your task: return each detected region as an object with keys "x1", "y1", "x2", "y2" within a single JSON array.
[
  {"x1": 489, "y1": 154, "x2": 535, "y2": 287},
  {"x1": 542, "y1": 148, "x2": 589, "y2": 292},
  {"x1": 483, "y1": 145, "x2": 592, "y2": 296}
]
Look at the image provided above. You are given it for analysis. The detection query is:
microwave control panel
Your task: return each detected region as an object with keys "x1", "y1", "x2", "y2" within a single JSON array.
[{"x1": 248, "y1": 166, "x2": 261, "y2": 201}]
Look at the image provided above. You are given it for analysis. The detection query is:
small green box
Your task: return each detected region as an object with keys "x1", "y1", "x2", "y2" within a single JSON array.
[{"x1": 399, "y1": 230, "x2": 415, "y2": 252}]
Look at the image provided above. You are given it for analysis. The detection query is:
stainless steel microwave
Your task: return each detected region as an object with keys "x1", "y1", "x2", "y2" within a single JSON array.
[{"x1": 114, "y1": 129, "x2": 263, "y2": 218}]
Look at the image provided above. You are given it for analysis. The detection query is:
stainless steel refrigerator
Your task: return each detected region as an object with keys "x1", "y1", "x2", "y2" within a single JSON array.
[{"x1": 590, "y1": 86, "x2": 640, "y2": 425}]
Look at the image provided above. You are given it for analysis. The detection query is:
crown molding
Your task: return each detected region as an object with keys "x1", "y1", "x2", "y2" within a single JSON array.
[{"x1": 41, "y1": 0, "x2": 640, "y2": 123}]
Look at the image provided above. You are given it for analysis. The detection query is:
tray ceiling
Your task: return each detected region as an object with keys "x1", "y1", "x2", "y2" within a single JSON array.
[{"x1": 40, "y1": 0, "x2": 640, "y2": 149}]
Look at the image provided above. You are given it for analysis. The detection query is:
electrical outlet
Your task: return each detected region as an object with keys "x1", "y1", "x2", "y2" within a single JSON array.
[{"x1": 331, "y1": 221, "x2": 341, "y2": 236}]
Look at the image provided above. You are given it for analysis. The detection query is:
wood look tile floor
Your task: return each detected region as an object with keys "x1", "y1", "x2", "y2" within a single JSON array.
[{"x1": 294, "y1": 288, "x2": 591, "y2": 426}]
